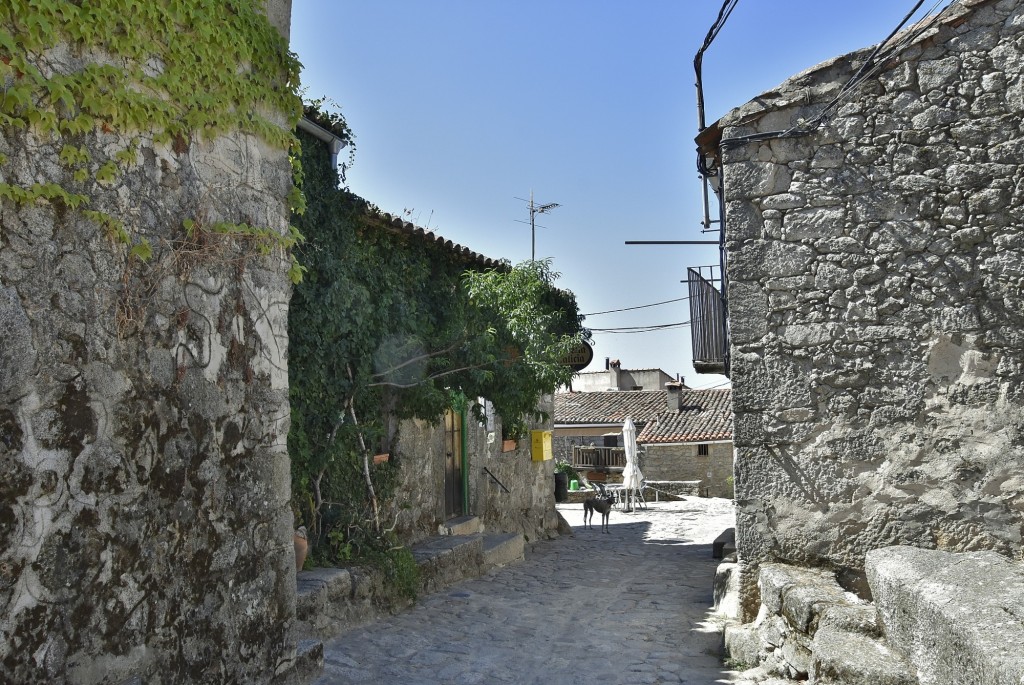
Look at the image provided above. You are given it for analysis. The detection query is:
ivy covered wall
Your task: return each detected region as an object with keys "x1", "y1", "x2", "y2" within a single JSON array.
[
  {"x1": 0, "y1": 2, "x2": 302, "y2": 682},
  {"x1": 290, "y1": 125, "x2": 586, "y2": 576}
]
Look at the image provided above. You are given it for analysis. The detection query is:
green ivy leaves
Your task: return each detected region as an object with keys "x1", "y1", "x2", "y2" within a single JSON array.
[{"x1": 0, "y1": 0, "x2": 304, "y2": 274}]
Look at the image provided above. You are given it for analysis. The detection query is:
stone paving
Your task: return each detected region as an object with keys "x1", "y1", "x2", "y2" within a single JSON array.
[{"x1": 315, "y1": 498, "x2": 740, "y2": 685}]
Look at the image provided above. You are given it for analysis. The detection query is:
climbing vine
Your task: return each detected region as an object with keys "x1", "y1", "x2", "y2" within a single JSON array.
[
  {"x1": 289, "y1": 115, "x2": 588, "y2": 581},
  {"x1": 0, "y1": 0, "x2": 304, "y2": 280}
]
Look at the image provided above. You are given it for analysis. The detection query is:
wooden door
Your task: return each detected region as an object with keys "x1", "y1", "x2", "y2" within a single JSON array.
[{"x1": 444, "y1": 408, "x2": 464, "y2": 517}]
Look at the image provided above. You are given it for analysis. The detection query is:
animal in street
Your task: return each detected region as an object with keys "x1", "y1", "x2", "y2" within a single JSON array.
[{"x1": 583, "y1": 494, "x2": 615, "y2": 533}]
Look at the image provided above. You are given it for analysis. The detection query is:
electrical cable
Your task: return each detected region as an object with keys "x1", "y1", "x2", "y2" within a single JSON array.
[
  {"x1": 718, "y1": 0, "x2": 954, "y2": 150},
  {"x1": 583, "y1": 296, "x2": 689, "y2": 317},
  {"x1": 690, "y1": 379, "x2": 732, "y2": 390},
  {"x1": 590, "y1": 321, "x2": 691, "y2": 334},
  {"x1": 694, "y1": 0, "x2": 740, "y2": 180}
]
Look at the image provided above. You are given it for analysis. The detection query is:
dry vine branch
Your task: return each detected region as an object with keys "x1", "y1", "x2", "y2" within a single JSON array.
[
  {"x1": 367, "y1": 361, "x2": 500, "y2": 389},
  {"x1": 347, "y1": 363, "x2": 381, "y2": 532},
  {"x1": 369, "y1": 337, "x2": 467, "y2": 378}
]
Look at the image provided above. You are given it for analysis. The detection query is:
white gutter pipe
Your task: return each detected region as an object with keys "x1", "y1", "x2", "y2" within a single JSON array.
[{"x1": 297, "y1": 117, "x2": 347, "y2": 171}]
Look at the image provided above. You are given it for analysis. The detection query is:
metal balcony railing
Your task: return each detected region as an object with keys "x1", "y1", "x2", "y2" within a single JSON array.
[
  {"x1": 571, "y1": 446, "x2": 626, "y2": 471},
  {"x1": 688, "y1": 266, "x2": 729, "y2": 376}
]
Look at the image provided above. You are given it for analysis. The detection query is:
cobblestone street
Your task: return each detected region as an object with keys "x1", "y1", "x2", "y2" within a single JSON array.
[{"x1": 316, "y1": 498, "x2": 737, "y2": 685}]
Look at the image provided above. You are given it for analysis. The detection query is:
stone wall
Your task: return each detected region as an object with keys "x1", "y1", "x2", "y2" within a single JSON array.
[
  {"x1": 723, "y1": 547, "x2": 1024, "y2": 683},
  {"x1": 719, "y1": 0, "x2": 1024, "y2": 619},
  {"x1": 0, "y1": 3, "x2": 298, "y2": 682},
  {"x1": 642, "y1": 442, "x2": 734, "y2": 497},
  {"x1": 388, "y1": 397, "x2": 559, "y2": 546}
]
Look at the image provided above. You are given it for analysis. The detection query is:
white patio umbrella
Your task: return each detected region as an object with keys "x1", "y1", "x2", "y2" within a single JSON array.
[{"x1": 621, "y1": 416, "x2": 643, "y2": 512}]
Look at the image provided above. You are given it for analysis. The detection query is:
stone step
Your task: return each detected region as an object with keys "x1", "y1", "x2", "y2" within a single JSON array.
[
  {"x1": 411, "y1": 533, "x2": 483, "y2": 594},
  {"x1": 295, "y1": 565, "x2": 408, "y2": 641},
  {"x1": 294, "y1": 639, "x2": 324, "y2": 684},
  {"x1": 438, "y1": 515, "x2": 483, "y2": 536},
  {"x1": 272, "y1": 638, "x2": 323, "y2": 684},
  {"x1": 810, "y1": 624, "x2": 917, "y2": 685},
  {"x1": 713, "y1": 559, "x2": 740, "y2": 618},
  {"x1": 712, "y1": 526, "x2": 736, "y2": 559},
  {"x1": 481, "y1": 532, "x2": 524, "y2": 570},
  {"x1": 867, "y1": 546, "x2": 1024, "y2": 685}
]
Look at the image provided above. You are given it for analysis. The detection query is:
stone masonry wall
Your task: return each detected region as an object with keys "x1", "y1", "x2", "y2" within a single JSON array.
[
  {"x1": 389, "y1": 396, "x2": 560, "y2": 546},
  {"x1": 0, "y1": 3, "x2": 298, "y2": 682},
  {"x1": 720, "y1": 0, "x2": 1024, "y2": 619},
  {"x1": 642, "y1": 442, "x2": 734, "y2": 498}
]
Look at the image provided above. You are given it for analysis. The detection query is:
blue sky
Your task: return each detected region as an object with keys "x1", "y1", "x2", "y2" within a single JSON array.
[{"x1": 290, "y1": 1, "x2": 952, "y2": 388}]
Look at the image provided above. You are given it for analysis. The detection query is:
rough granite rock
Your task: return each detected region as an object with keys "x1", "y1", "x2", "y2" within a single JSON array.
[
  {"x1": 867, "y1": 546, "x2": 1024, "y2": 685},
  {"x1": 720, "y1": 0, "x2": 1024, "y2": 621}
]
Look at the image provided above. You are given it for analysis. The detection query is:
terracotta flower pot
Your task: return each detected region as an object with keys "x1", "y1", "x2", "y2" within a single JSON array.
[{"x1": 293, "y1": 526, "x2": 308, "y2": 572}]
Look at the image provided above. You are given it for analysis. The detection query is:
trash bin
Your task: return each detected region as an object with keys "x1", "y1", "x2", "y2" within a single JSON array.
[
  {"x1": 554, "y1": 472, "x2": 569, "y2": 502},
  {"x1": 569, "y1": 480, "x2": 579, "y2": 491}
]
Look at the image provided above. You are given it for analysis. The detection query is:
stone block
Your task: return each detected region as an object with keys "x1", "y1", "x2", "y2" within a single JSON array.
[
  {"x1": 810, "y1": 624, "x2": 917, "y2": 685},
  {"x1": 296, "y1": 568, "x2": 353, "y2": 622},
  {"x1": 779, "y1": 633, "x2": 813, "y2": 678},
  {"x1": 783, "y1": 207, "x2": 846, "y2": 242},
  {"x1": 439, "y1": 515, "x2": 483, "y2": 536},
  {"x1": 816, "y1": 604, "x2": 881, "y2": 639},
  {"x1": 728, "y1": 161, "x2": 794, "y2": 199},
  {"x1": 273, "y1": 639, "x2": 324, "y2": 685},
  {"x1": 714, "y1": 561, "x2": 741, "y2": 619},
  {"x1": 713, "y1": 527, "x2": 737, "y2": 560},
  {"x1": 725, "y1": 623, "x2": 763, "y2": 669},
  {"x1": 867, "y1": 546, "x2": 1024, "y2": 685},
  {"x1": 412, "y1": 534, "x2": 483, "y2": 595},
  {"x1": 780, "y1": 576, "x2": 850, "y2": 635},
  {"x1": 758, "y1": 564, "x2": 840, "y2": 620},
  {"x1": 729, "y1": 281, "x2": 769, "y2": 344},
  {"x1": 481, "y1": 532, "x2": 524, "y2": 569}
]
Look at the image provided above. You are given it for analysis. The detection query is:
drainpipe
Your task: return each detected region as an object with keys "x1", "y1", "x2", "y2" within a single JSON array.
[
  {"x1": 297, "y1": 117, "x2": 347, "y2": 172},
  {"x1": 461, "y1": 406, "x2": 469, "y2": 515}
]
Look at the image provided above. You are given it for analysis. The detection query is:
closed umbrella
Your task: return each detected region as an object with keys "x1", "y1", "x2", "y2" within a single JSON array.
[{"x1": 621, "y1": 416, "x2": 643, "y2": 512}]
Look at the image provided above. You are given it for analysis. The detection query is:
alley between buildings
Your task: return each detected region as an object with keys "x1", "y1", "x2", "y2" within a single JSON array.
[{"x1": 315, "y1": 498, "x2": 737, "y2": 685}]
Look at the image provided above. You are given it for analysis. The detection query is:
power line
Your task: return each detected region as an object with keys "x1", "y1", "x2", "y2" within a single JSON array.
[
  {"x1": 718, "y1": 0, "x2": 953, "y2": 150},
  {"x1": 690, "y1": 379, "x2": 732, "y2": 390},
  {"x1": 583, "y1": 296, "x2": 689, "y2": 317},
  {"x1": 590, "y1": 321, "x2": 691, "y2": 334}
]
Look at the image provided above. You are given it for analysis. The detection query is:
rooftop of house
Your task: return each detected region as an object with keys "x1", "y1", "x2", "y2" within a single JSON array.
[
  {"x1": 575, "y1": 367, "x2": 669, "y2": 375},
  {"x1": 555, "y1": 387, "x2": 733, "y2": 444},
  {"x1": 369, "y1": 213, "x2": 502, "y2": 269},
  {"x1": 554, "y1": 390, "x2": 669, "y2": 426},
  {"x1": 637, "y1": 388, "x2": 733, "y2": 444}
]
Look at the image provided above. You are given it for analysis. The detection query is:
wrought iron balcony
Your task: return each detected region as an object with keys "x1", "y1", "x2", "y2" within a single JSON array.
[{"x1": 687, "y1": 266, "x2": 729, "y2": 376}]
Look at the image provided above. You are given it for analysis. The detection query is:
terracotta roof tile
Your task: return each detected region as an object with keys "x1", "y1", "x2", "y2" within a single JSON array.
[
  {"x1": 554, "y1": 390, "x2": 668, "y2": 426},
  {"x1": 636, "y1": 389, "x2": 733, "y2": 444},
  {"x1": 372, "y1": 213, "x2": 502, "y2": 268}
]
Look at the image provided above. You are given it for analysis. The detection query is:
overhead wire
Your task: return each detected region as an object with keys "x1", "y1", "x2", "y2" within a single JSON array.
[
  {"x1": 694, "y1": 0, "x2": 740, "y2": 180},
  {"x1": 691, "y1": 379, "x2": 732, "y2": 390},
  {"x1": 718, "y1": 0, "x2": 955, "y2": 150},
  {"x1": 583, "y1": 296, "x2": 689, "y2": 317},
  {"x1": 590, "y1": 321, "x2": 691, "y2": 334}
]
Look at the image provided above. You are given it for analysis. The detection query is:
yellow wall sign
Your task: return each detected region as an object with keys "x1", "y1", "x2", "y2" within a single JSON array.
[{"x1": 531, "y1": 430, "x2": 552, "y2": 462}]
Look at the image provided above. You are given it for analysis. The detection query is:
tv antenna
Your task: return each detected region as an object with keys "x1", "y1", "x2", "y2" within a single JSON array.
[{"x1": 514, "y1": 191, "x2": 561, "y2": 261}]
